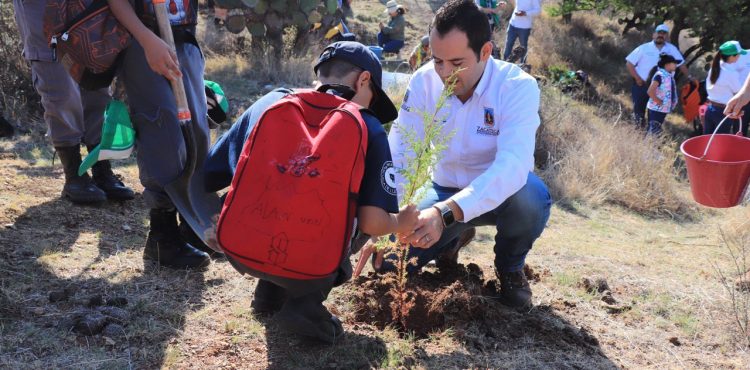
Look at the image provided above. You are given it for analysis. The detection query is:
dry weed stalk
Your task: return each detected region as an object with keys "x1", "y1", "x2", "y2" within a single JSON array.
[
  {"x1": 373, "y1": 71, "x2": 459, "y2": 329},
  {"x1": 714, "y1": 227, "x2": 750, "y2": 348}
]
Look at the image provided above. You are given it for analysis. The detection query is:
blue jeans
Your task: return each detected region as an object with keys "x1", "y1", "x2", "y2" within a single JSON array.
[
  {"x1": 377, "y1": 32, "x2": 404, "y2": 54},
  {"x1": 704, "y1": 105, "x2": 740, "y2": 135},
  {"x1": 384, "y1": 172, "x2": 552, "y2": 274},
  {"x1": 647, "y1": 109, "x2": 667, "y2": 135},
  {"x1": 503, "y1": 25, "x2": 531, "y2": 61},
  {"x1": 631, "y1": 82, "x2": 649, "y2": 128}
]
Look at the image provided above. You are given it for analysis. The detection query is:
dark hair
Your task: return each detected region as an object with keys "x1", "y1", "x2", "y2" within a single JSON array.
[
  {"x1": 647, "y1": 53, "x2": 678, "y2": 85},
  {"x1": 315, "y1": 58, "x2": 377, "y2": 103},
  {"x1": 316, "y1": 58, "x2": 363, "y2": 79},
  {"x1": 397, "y1": 7, "x2": 405, "y2": 15},
  {"x1": 709, "y1": 51, "x2": 734, "y2": 84},
  {"x1": 430, "y1": 0, "x2": 491, "y2": 60}
]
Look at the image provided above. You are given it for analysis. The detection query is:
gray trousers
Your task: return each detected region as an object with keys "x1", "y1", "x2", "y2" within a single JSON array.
[
  {"x1": 30, "y1": 61, "x2": 110, "y2": 147},
  {"x1": 13, "y1": 0, "x2": 110, "y2": 148},
  {"x1": 117, "y1": 36, "x2": 209, "y2": 209}
]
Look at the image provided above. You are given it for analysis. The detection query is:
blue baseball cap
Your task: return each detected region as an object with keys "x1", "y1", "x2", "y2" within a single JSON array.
[
  {"x1": 655, "y1": 24, "x2": 669, "y2": 33},
  {"x1": 314, "y1": 41, "x2": 399, "y2": 123}
]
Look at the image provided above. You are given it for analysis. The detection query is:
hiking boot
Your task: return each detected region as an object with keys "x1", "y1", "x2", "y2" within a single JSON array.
[
  {"x1": 55, "y1": 145, "x2": 107, "y2": 204},
  {"x1": 143, "y1": 208, "x2": 211, "y2": 269},
  {"x1": 178, "y1": 213, "x2": 224, "y2": 259},
  {"x1": 251, "y1": 280, "x2": 286, "y2": 316},
  {"x1": 435, "y1": 228, "x2": 476, "y2": 269},
  {"x1": 91, "y1": 159, "x2": 135, "y2": 201},
  {"x1": 275, "y1": 290, "x2": 343, "y2": 344},
  {"x1": 495, "y1": 269, "x2": 533, "y2": 310}
]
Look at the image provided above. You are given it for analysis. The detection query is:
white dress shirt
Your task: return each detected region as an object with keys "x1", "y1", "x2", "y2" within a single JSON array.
[
  {"x1": 625, "y1": 41, "x2": 685, "y2": 81},
  {"x1": 388, "y1": 58, "x2": 540, "y2": 222},
  {"x1": 707, "y1": 62, "x2": 742, "y2": 104},
  {"x1": 735, "y1": 53, "x2": 750, "y2": 86},
  {"x1": 508, "y1": 0, "x2": 541, "y2": 29}
]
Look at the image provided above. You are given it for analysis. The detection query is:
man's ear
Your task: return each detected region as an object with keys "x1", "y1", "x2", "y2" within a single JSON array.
[
  {"x1": 480, "y1": 41, "x2": 493, "y2": 61},
  {"x1": 358, "y1": 70, "x2": 372, "y2": 90}
]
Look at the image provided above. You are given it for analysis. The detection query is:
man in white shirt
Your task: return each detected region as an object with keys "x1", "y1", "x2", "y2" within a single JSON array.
[
  {"x1": 388, "y1": 0, "x2": 551, "y2": 310},
  {"x1": 502, "y1": 0, "x2": 541, "y2": 61},
  {"x1": 625, "y1": 24, "x2": 690, "y2": 127}
]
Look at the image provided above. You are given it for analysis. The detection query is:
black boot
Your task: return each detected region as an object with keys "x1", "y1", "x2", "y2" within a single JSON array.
[
  {"x1": 143, "y1": 208, "x2": 211, "y2": 269},
  {"x1": 275, "y1": 288, "x2": 344, "y2": 344},
  {"x1": 55, "y1": 145, "x2": 107, "y2": 204},
  {"x1": 91, "y1": 160, "x2": 135, "y2": 201},
  {"x1": 251, "y1": 280, "x2": 286, "y2": 316},
  {"x1": 496, "y1": 268, "x2": 533, "y2": 310}
]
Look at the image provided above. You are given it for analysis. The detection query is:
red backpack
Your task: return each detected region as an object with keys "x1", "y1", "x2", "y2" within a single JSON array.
[{"x1": 216, "y1": 89, "x2": 369, "y2": 280}]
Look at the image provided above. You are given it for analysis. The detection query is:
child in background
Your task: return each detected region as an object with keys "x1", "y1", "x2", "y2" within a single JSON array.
[{"x1": 646, "y1": 53, "x2": 679, "y2": 135}]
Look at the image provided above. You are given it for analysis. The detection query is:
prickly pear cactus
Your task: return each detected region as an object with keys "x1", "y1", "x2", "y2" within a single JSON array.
[{"x1": 214, "y1": 0, "x2": 343, "y2": 41}]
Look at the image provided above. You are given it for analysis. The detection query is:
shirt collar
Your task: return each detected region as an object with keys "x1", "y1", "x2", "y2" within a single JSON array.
[{"x1": 466, "y1": 57, "x2": 494, "y2": 101}]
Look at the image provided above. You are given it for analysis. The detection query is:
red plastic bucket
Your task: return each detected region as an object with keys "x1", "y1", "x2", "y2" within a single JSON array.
[{"x1": 681, "y1": 117, "x2": 750, "y2": 208}]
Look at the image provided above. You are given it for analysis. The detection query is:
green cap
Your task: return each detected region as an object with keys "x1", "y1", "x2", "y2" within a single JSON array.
[
  {"x1": 78, "y1": 100, "x2": 135, "y2": 176},
  {"x1": 719, "y1": 41, "x2": 748, "y2": 56},
  {"x1": 204, "y1": 80, "x2": 229, "y2": 113}
]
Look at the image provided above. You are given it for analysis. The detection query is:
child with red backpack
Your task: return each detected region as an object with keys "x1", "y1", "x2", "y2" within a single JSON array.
[{"x1": 204, "y1": 41, "x2": 419, "y2": 344}]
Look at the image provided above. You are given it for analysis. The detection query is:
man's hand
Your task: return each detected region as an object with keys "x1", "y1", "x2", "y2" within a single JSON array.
[
  {"x1": 142, "y1": 32, "x2": 182, "y2": 81},
  {"x1": 402, "y1": 207, "x2": 444, "y2": 249},
  {"x1": 635, "y1": 77, "x2": 646, "y2": 87},
  {"x1": 515, "y1": 10, "x2": 526, "y2": 16}
]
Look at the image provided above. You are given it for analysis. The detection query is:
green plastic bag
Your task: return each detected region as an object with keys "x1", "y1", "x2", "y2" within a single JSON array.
[{"x1": 78, "y1": 100, "x2": 135, "y2": 176}]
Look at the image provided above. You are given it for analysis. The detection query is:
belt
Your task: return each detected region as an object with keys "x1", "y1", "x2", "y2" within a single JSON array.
[{"x1": 708, "y1": 100, "x2": 727, "y2": 109}]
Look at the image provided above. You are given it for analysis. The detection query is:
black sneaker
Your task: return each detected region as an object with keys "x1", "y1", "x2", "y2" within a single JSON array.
[
  {"x1": 496, "y1": 269, "x2": 533, "y2": 310},
  {"x1": 91, "y1": 160, "x2": 135, "y2": 201},
  {"x1": 250, "y1": 280, "x2": 286, "y2": 316},
  {"x1": 274, "y1": 291, "x2": 343, "y2": 344}
]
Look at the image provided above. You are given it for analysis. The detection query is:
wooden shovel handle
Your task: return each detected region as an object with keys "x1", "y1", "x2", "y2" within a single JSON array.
[{"x1": 152, "y1": 0, "x2": 191, "y2": 124}]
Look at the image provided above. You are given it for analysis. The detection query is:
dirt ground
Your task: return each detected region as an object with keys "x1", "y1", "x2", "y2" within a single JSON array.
[
  {"x1": 1, "y1": 139, "x2": 749, "y2": 368},
  {"x1": 2, "y1": 0, "x2": 750, "y2": 369}
]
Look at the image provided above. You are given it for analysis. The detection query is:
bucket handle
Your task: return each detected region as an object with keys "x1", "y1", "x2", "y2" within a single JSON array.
[{"x1": 701, "y1": 115, "x2": 744, "y2": 159}]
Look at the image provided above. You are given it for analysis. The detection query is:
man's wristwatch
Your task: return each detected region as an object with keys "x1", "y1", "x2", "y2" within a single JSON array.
[{"x1": 434, "y1": 203, "x2": 456, "y2": 228}]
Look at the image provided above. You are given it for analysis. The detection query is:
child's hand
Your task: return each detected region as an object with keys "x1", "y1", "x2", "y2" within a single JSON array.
[
  {"x1": 655, "y1": 98, "x2": 663, "y2": 106},
  {"x1": 142, "y1": 33, "x2": 182, "y2": 81},
  {"x1": 395, "y1": 204, "x2": 418, "y2": 235}
]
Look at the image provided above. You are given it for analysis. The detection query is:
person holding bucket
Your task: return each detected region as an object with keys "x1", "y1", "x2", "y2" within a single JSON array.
[
  {"x1": 705, "y1": 41, "x2": 746, "y2": 135},
  {"x1": 725, "y1": 73, "x2": 750, "y2": 119},
  {"x1": 645, "y1": 53, "x2": 679, "y2": 135}
]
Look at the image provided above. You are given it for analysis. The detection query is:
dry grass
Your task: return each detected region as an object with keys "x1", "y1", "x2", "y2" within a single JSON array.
[{"x1": 537, "y1": 86, "x2": 698, "y2": 219}]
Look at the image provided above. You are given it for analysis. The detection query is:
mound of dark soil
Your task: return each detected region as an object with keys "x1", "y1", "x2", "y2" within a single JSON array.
[{"x1": 349, "y1": 263, "x2": 602, "y2": 357}]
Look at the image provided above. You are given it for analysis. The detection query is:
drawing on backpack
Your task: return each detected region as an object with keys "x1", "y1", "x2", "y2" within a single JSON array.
[{"x1": 268, "y1": 232, "x2": 289, "y2": 265}]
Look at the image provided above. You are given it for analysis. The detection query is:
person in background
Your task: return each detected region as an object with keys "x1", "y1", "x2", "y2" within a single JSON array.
[
  {"x1": 502, "y1": 0, "x2": 541, "y2": 62},
  {"x1": 645, "y1": 53, "x2": 679, "y2": 135},
  {"x1": 705, "y1": 41, "x2": 746, "y2": 134},
  {"x1": 378, "y1": 1, "x2": 406, "y2": 54},
  {"x1": 476, "y1": 0, "x2": 506, "y2": 33},
  {"x1": 409, "y1": 35, "x2": 432, "y2": 71},
  {"x1": 107, "y1": 0, "x2": 213, "y2": 269},
  {"x1": 626, "y1": 24, "x2": 691, "y2": 128},
  {"x1": 12, "y1": 0, "x2": 134, "y2": 204}
]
